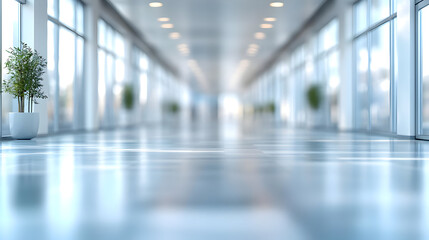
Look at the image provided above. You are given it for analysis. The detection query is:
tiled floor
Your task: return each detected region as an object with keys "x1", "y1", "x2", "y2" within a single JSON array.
[{"x1": 1, "y1": 122, "x2": 429, "y2": 240}]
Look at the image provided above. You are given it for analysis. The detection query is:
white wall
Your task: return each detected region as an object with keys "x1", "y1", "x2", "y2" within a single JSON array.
[{"x1": 397, "y1": 0, "x2": 416, "y2": 137}]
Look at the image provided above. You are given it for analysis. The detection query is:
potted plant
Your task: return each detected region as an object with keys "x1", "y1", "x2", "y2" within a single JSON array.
[
  {"x1": 306, "y1": 84, "x2": 323, "y2": 111},
  {"x1": 122, "y1": 84, "x2": 135, "y2": 111},
  {"x1": 2, "y1": 43, "x2": 47, "y2": 140},
  {"x1": 265, "y1": 102, "x2": 276, "y2": 114},
  {"x1": 165, "y1": 101, "x2": 180, "y2": 114}
]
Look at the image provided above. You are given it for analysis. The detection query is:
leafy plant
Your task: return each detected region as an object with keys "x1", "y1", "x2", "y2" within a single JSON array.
[
  {"x1": 122, "y1": 84, "x2": 135, "y2": 110},
  {"x1": 165, "y1": 102, "x2": 180, "y2": 114},
  {"x1": 2, "y1": 43, "x2": 47, "y2": 112},
  {"x1": 265, "y1": 102, "x2": 276, "y2": 113},
  {"x1": 306, "y1": 84, "x2": 323, "y2": 110}
]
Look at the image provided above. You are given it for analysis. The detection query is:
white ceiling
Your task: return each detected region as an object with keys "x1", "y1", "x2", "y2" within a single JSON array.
[{"x1": 109, "y1": 0, "x2": 326, "y2": 94}]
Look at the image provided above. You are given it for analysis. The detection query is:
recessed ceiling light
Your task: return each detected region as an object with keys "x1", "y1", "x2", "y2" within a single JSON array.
[
  {"x1": 270, "y1": 1, "x2": 284, "y2": 7},
  {"x1": 169, "y1": 32, "x2": 181, "y2": 39},
  {"x1": 264, "y1": 17, "x2": 277, "y2": 22},
  {"x1": 149, "y1": 2, "x2": 163, "y2": 7},
  {"x1": 260, "y1": 24, "x2": 273, "y2": 29},
  {"x1": 254, "y1": 32, "x2": 266, "y2": 40},
  {"x1": 178, "y1": 43, "x2": 188, "y2": 49},
  {"x1": 161, "y1": 23, "x2": 174, "y2": 28},
  {"x1": 249, "y1": 44, "x2": 259, "y2": 49},
  {"x1": 247, "y1": 48, "x2": 258, "y2": 54},
  {"x1": 158, "y1": 17, "x2": 170, "y2": 22}
]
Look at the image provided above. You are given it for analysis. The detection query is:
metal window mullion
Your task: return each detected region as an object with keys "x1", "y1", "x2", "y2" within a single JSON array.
[
  {"x1": 80, "y1": 34, "x2": 86, "y2": 129},
  {"x1": 353, "y1": 13, "x2": 397, "y2": 40},
  {"x1": 416, "y1": 0, "x2": 429, "y2": 138},
  {"x1": 417, "y1": 11, "x2": 421, "y2": 134},
  {"x1": 54, "y1": 24, "x2": 60, "y2": 132},
  {"x1": 48, "y1": 16, "x2": 85, "y2": 39},
  {"x1": 18, "y1": 3, "x2": 22, "y2": 45},
  {"x1": 390, "y1": 20, "x2": 396, "y2": 133},
  {"x1": 73, "y1": 32, "x2": 79, "y2": 130},
  {"x1": 55, "y1": 0, "x2": 59, "y2": 21},
  {"x1": 367, "y1": 0, "x2": 372, "y2": 131},
  {"x1": 352, "y1": 40, "x2": 356, "y2": 129}
]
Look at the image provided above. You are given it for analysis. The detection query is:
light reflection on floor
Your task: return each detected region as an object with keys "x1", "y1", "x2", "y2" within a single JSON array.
[{"x1": 1, "y1": 122, "x2": 429, "y2": 239}]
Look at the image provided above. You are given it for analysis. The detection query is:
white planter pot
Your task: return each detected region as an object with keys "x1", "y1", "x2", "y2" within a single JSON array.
[{"x1": 9, "y1": 112, "x2": 40, "y2": 140}]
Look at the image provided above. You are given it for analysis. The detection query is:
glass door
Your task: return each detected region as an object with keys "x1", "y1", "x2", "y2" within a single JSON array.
[{"x1": 417, "y1": 0, "x2": 429, "y2": 139}]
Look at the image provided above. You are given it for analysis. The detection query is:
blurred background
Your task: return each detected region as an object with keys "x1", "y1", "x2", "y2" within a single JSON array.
[{"x1": 2, "y1": 0, "x2": 429, "y2": 239}]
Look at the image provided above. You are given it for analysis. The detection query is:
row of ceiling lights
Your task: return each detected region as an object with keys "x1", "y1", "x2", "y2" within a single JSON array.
[
  {"x1": 233, "y1": 1, "x2": 283, "y2": 88},
  {"x1": 149, "y1": 1, "x2": 206, "y2": 86},
  {"x1": 247, "y1": 2, "x2": 283, "y2": 58},
  {"x1": 149, "y1": 1, "x2": 189, "y2": 58},
  {"x1": 148, "y1": 1, "x2": 284, "y2": 89}
]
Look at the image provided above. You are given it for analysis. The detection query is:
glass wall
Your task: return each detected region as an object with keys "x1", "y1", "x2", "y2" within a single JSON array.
[
  {"x1": 417, "y1": 1, "x2": 429, "y2": 137},
  {"x1": 1, "y1": 0, "x2": 21, "y2": 136},
  {"x1": 316, "y1": 20, "x2": 339, "y2": 127},
  {"x1": 131, "y1": 46, "x2": 149, "y2": 122},
  {"x1": 47, "y1": 0, "x2": 85, "y2": 132},
  {"x1": 353, "y1": 0, "x2": 396, "y2": 133},
  {"x1": 245, "y1": 19, "x2": 339, "y2": 128},
  {"x1": 97, "y1": 19, "x2": 126, "y2": 128}
]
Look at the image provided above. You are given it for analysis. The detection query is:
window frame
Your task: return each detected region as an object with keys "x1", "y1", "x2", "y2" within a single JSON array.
[
  {"x1": 1, "y1": 0, "x2": 23, "y2": 138},
  {"x1": 47, "y1": 0, "x2": 86, "y2": 132},
  {"x1": 352, "y1": 0, "x2": 397, "y2": 134}
]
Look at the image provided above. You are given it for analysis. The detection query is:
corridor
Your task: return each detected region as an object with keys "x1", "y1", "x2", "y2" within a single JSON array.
[{"x1": 1, "y1": 122, "x2": 429, "y2": 240}]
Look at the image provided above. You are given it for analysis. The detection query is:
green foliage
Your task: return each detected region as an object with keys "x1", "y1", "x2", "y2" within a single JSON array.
[
  {"x1": 123, "y1": 84, "x2": 135, "y2": 110},
  {"x1": 2, "y1": 43, "x2": 48, "y2": 112},
  {"x1": 306, "y1": 84, "x2": 323, "y2": 110},
  {"x1": 254, "y1": 103, "x2": 276, "y2": 114},
  {"x1": 165, "y1": 102, "x2": 180, "y2": 114},
  {"x1": 265, "y1": 102, "x2": 276, "y2": 113}
]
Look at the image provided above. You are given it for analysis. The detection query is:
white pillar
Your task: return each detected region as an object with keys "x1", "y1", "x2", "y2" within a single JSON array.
[
  {"x1": 397, "y1": 0, "x2": 415, "y2": 137},
  {"x1": 0, "y1": 1, "x2": 2, "y2": 137},
  {"x1": 84, "y1": 0, "x2": 100, "y2": 131},
  {"x1": 21, "y1": 0, "x2": 49, "y2": 135},
  {"x1": 338, "y1": 3, "x2": 354, "y2": 130}
]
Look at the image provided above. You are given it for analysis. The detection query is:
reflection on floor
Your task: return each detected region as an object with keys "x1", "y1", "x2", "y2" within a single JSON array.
[{"x1": 1, "y1": 122, "x2": 429, "y2": 240}]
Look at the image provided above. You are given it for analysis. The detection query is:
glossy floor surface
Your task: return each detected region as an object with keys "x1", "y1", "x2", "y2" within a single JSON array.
[{"x1": 1, "y1": 122, "x2": 429, "y2": 240}]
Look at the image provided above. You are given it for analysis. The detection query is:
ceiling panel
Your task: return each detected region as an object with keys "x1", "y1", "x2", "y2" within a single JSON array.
[{"x1": 109, "y1": 0, "x2": 326, "y2": 93}]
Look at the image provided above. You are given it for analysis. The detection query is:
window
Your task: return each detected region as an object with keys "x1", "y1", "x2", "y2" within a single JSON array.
[
  {"x1": 2, "y1": 0, "x2": 21, "y2": 136},
  {"x1": 97, "y1": 19, "x2": 126, "y2": 127},
  {"x1": 316, "y1": 19, "x2": 339, "y2": 127},
  {"x1": 47, "y1": 0, "x2": 85, "y2": 132},
  {"x1": 245, "y1": 19, "x2": 339, "y2": 128},
  {"x1": 132, "y1": 47, "x2": 149, "y2": 108},
  {"x1": 352, "y1": 0, "x2": 396, "y2": 133}
]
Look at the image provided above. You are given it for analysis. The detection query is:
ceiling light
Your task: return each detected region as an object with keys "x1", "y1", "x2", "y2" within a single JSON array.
[
  {"x1": 149, "y1": 2, "x2": 163, "y2": 7},
  {"x1": 169, "y1": 32, "x2": 181, "y2": 39},
  {"x1": 240, "y1": 59, "x2": 250, "y2": 64},
  {"x1": 260, "y1": 24, "x2": 273, "y2": 29},
  {"x1": 249, "y1": 44, "x2": 259, "y2": 49},
  {"x1": 264, "y1": 17, "x2": 277, "y2": 22},
  {"x1": 254, "y1": 32, "x2": 266, "y2": 40},
  {"x1": 247, "y1": 48, "x2": 258, "y2": 55},
  {"x1": 158, "y1": 17, "x2": 170, "y2": 22},
  {"x1": 161, "y1": 23, "x2": 174, "y2": 28},
  {"x1": 178, "y1": 43, "x2": 188, "y2": 49},
  {"x1": 270, "y1": 1, "x2": 284, "y2": 7}
]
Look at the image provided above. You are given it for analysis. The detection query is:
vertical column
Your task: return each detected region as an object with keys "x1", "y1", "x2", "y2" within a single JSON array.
[
  {"x1": 85, "y1": 0, "x2": 100, "y2": 131},
  {"x1": 21, "y1": 0, "x2": 49, "y2": 134},
  {"x1": 338, "y1": 2, "x2": 354, "y2": 130},
  {"x1": 0, "y1": 1, "x2": 2, "y2": 137},
  {"x1": 397, "y1": 0, "x2": 415, "y2": 136}
]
